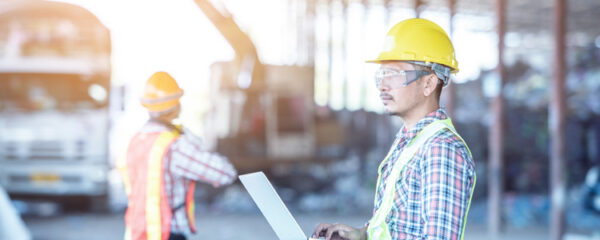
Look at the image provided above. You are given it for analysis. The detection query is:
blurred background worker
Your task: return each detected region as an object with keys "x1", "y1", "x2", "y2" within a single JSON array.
[
  {"x1": 117, "y1": 72, "x2": 237, "y2": 240},
  {"x1": 313, "y1": 18, "x2": 476, "y2": 240}
]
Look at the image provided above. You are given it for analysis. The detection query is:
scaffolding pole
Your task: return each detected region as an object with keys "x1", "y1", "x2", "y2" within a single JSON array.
[
  {"x1": 414, "y1": 0, "x2": 423, "y2": 18},
  {"x1": 489, "y1": 0, "x2": 505, "y2": 238},
  {"x1": 445, "y1": 0, "x2": 456, "y2": 117},
  {"x1": 342, "y1": 0, "x2": 348, "y2": 109},
  {"x1": 327, "y1": 0, "x2": 334, "y2": 106},
  {"x1": 306, "y1": 0, "x2": 317, "y2": 66},
  {"x1": 550, "y1": 0, "x2": 567, "y2": 239},
  {"x1": 360, "y1": 0, "x2": 368, "y2": 108},
  {"x1": 383, "y1": 0, "x2": 391, "y2": 26}
]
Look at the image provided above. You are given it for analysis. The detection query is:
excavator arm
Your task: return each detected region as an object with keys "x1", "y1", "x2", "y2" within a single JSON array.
[{"x1": 193, "y1": 0, "x2": 264, "y2": 90}]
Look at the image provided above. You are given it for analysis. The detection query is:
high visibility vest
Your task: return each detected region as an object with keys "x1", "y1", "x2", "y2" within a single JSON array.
[
  {"x1": 117, "y1": 130, "x2": 197, "y2": 240},
  {"x1": 367, "y1": 118, "x2": 476, "y2": 240}
]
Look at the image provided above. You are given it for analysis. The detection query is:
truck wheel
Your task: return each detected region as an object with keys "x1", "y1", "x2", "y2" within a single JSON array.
[{"x1": 90, "y1": 194, "x2": 110, "y2": 213}]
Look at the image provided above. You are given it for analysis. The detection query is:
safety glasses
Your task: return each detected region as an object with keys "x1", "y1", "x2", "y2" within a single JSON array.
[{"x1": 374, "y1": 68, "x2": 432, "y2": 89}]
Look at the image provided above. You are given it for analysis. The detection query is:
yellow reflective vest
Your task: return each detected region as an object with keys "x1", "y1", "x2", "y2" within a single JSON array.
[{"x1": 367, "y1": 118, "x2": 476, "y2": 240}]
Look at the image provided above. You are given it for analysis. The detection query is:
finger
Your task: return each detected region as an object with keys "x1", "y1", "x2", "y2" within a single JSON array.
[
  {"x1": 326, "y1": 224, "x2": 354, "y2": 240},
  {"x1": 325, "y1": 224, "x2": 344, "y2": 240},
  {"x1": 315, "y1": 223, "x2": 331, "y2": 235},
  {"x1": 313, "y1": 223, "x2": 332, "y2": 237},
  {"x1": 337, "y1": 229, "x2": 356, "y2": 240}
]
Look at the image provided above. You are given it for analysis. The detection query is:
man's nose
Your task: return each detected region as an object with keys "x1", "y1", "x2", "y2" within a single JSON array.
[{"x1": 378, "y1": 80, "x2": 391, "y2": 92}]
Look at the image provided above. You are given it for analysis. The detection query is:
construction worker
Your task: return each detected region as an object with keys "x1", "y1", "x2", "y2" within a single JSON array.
[
  {"x1": 117, "y1": 72, "x2": 237, "y2": 240},
  {"x1": 313, "y1": 18, "x2": 476, "y2": 240}
]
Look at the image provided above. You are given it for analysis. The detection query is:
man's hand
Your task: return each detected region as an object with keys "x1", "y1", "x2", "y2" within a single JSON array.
[{"x1": 312, "y1": 223, "x2": 367, "y2": 240}]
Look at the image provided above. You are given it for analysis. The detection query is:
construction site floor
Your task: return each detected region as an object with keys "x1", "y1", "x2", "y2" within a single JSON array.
[{"x1": 22, "y1": 211, "x2": 570, "y2": 240}]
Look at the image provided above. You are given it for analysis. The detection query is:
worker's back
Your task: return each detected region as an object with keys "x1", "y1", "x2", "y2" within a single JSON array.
[{"x1": 122, "y1": 123, "x2": 179, "y2": 240}]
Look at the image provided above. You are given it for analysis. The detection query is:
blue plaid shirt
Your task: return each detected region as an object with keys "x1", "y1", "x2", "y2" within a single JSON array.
[{"x1": 373, "y1": 109, "x2": 476, "y2": 240}]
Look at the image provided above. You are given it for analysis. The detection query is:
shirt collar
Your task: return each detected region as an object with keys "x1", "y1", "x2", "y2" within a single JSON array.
[
  {"x1": 140, "y1": 120, "x2": 171, "y2": 133},
  {"x1": 396, "y1": 108, "x2": 449, "y2": 140}
]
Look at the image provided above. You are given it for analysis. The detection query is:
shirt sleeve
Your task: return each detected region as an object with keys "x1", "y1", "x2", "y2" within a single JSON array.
[
  {"x1": 168, "y1": 132, "x2": 237, "y2": 187},
  {"x1": 420, "y1": 139, "x2": 475, "y2": 240}
]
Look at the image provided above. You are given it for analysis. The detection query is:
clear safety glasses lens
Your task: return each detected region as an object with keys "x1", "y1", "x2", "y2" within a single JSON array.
[{"x1": 374, "y1": 69, "x2": 432, "y2": 89}]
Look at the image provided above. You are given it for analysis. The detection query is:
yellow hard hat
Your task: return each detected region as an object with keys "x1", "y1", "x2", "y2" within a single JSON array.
[
  {"x1": 366, "y1": 18, "x2": 459, "y2": 73},
  {"x1": 140, "y1": 71, "x2": 184, "y2": 113}
]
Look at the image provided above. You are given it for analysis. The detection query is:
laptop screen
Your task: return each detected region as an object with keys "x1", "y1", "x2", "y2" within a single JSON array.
[{"x1": 239, "y1": 172, "x2": 307, "y2": 240}]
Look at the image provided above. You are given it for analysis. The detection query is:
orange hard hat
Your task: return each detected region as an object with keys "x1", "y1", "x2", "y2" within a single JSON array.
[{"x1": 140, "y1": 71, "x2": 184, "y2": 113}]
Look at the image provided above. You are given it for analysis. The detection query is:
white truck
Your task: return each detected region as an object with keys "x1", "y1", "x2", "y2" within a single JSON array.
[{"x1": 0, "y1": 1, "x2": 112, "y2": 207}]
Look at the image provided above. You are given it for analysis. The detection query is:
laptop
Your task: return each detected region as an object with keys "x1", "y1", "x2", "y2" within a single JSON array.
[{"x1": 239, "y1": 172, "x2": 324, "y2": 240}]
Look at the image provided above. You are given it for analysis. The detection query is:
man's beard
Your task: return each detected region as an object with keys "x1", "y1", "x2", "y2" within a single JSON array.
[
  {"x1": 387, "y1": 110, "x2": 401, "y2": 116},
  {"x1": 385, "y1": 104, "x2": 411, "y2": 118}
]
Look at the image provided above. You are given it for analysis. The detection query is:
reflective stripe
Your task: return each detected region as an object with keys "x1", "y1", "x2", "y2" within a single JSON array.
[
  {"x1": 146, "y1": 132, "x2": 177, "y2": 240},
  {"x1": 121, "y1": 130, "x2": 179, "y2": 240},
  {"x1": 140, "y1": 92, "x2": 183, "y2": 105},
  {"x1": 117, "y1": 144, "x2": 131, "y2": 196},
  {"x1": 367, "y1": 118, "x2": 475, "y2": 240},
  {"x1": 124, "y1": 227, "x2": 132, "y2": 240},
  {"x1": 186, "y1": 181, "x2": 197, "y2": 233},
  {"x1": 442, "y1": 120, "x2": 476, "y2": 240},
  {"x1": 367, "y1": 137, "x2": 402, "y2": 240},
  {"x1": 118, "y1": 145, "x2": 132, "y2": 240}
]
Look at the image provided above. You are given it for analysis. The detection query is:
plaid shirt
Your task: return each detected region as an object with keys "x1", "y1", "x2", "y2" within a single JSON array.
[
  {"x1": 140, "y1": 122, "x2": 237, "y2": 236},
  {"x1": 373, "y1": 109, "x2": 475, "y2": 240}
]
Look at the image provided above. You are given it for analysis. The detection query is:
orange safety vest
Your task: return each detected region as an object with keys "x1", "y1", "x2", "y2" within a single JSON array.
[{"x1": 117, "y1": 130, "x2": 197, "y2": 240}]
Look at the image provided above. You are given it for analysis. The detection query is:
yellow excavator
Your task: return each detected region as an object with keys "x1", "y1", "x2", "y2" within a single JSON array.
[{"x1": 193, "y1": 0, "x2": 348, "y2": 174}]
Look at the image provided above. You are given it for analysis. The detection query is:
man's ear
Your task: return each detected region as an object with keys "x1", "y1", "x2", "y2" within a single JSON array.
[{"x1": 422, "y1": 74, "x2": 439, "y2": 97}]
